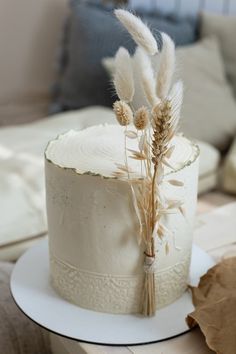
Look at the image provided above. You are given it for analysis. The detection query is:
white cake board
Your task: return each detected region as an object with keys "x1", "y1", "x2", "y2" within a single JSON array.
[{"x1": 10, "y1": 240, "x2": 214, "y2": 346}]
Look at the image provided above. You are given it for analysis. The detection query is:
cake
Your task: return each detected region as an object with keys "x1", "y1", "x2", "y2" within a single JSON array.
[
  {"x1": 45, "y1": 9, "x2": 200, "y2": 316},
  {"x1": 45, "y1": 124, "x2": 199, "y2": 314}
]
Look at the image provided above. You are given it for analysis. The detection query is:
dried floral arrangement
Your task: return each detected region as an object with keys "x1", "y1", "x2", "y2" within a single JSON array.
[{"x1": 112, "y1": 9, "x2": 185, "y2": 316}]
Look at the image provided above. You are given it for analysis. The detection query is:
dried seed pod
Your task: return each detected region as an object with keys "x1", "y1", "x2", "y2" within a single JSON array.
[
  {"x1": 113, "y1": 100, "x2": 133, "y2": 126},
  {"x1": 134, "y1": 107, "x2": 149, "y2": 130}
]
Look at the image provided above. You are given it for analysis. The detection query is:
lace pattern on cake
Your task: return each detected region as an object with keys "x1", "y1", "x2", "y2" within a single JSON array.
[{"x1": 50, "y1": 253, "x2": 191, "y2": 314}]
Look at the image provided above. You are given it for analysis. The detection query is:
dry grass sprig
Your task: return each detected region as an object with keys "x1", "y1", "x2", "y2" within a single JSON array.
[
  {"x1": 114, "y1": 9, "x2": 158, "y2": 55},
  {"x1": 135, "y1": 48, "x2": 160, "y2": 107},
  {"x1": 115, "y1": 163, "x2": 133, "y2": 173},
  {"x1": 128, "y1": 149, "x2": 146, "y2": 161},
  {"x1": 134, "y1": 106, "x2": 149, "y2": 130},
  {"x1": 168, "y1": 80, "x2": 183, "y2": 128},
  {"x1": 113, "y1": 100, "x2": 133, "y2": 126},
  {"x1": 114, "y1": 47, "x2": 134, "y2": 102},
  {"x1": 156, "y1": 33, "x2": 175, "y2": 99}
]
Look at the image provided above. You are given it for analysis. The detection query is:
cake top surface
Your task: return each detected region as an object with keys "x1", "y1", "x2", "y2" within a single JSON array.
[{"x1": 45, "y1": 124, "x2": 199, "y2": 178}]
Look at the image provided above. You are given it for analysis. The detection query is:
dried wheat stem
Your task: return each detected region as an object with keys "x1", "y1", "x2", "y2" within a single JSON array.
[
  {"x1": 142, "y1": 99, "x2": 175, "y2": 316},
  {"x1": 142, "y1": 235, "x2": 156, "y2": 315},
  {"x1": 151, "y1": 165, "x2": 158, "y2": 230},
  {"x1": 142, "y1": 272, "x2": 155, "y2": 316}
]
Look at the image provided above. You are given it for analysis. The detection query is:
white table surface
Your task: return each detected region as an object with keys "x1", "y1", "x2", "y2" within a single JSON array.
[{"x1": 50, "y1": 202, "x2": 236, "y2": 354}]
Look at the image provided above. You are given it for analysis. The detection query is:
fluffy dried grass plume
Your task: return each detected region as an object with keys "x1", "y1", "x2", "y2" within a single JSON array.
[
  {"x1": 114, "y1": 47, "x2": 134, "y2": 102},
  {"x1": 135, "y1": 48, "x2": 160, "y2": 107},
  {"x1": 114, "y1": 9, "x2": 158, "y2": 55},
  {"x1": 156, "y1": 33, "x2": 175, "y2": 99},
  {"x1": 134, "y1": 106, "x2": 149, "y2": 130},
  {"x1": 168, "y1": 80, "x2": 183, "y2": 127},
  {"x1": 113, "y1": 100, "x2": 133, "y2": 126}
]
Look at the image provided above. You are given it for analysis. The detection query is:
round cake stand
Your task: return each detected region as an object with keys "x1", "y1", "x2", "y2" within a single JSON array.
[{"x1": 10, "y1": 240, "x2": 214, "y2": 346}]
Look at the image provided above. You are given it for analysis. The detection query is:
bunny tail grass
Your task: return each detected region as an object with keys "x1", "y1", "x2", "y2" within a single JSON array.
[
  {"x1": 114, "y1": 9, "x2": 158, "y2": 55},
  {"x1": 135, "y1": 47, "x2": 160, "y2": 107},
  {"x1": 114, "y1": 47, "x2": 134, "y2": 102},
  {"x1": 168, "y1": 80, "x2": 183, "y2": 128},
  {"x1": 156, "y1": 33, "x2": 175, "y2": 99}
]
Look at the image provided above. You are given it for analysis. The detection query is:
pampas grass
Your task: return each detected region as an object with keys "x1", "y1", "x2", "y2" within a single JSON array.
[
  {"x1": 156, "y1": 33, "x2": 175, "y2": 99},
  {"x1": 114, "y1": 47, "x2": 134, "y2": 102},
  {"x1": 114, "y1": 9, "x2": 158, "y2": 55}
]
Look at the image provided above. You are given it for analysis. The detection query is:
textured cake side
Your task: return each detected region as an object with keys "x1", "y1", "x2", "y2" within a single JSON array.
[{"x1": 45, "y1": 143, "x2": 199, "y2": 314}]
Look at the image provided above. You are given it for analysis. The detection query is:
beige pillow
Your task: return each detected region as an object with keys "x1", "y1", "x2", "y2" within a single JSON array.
[
  {"x1": 200, "y1": 12, "x2": 236, "y2": 98},
  {"x1": 103, "y1": 37, "x2": 236, "y2": 151},
  {"x1": 177, "y1": 37, "x2": 236, "y2": 151}
]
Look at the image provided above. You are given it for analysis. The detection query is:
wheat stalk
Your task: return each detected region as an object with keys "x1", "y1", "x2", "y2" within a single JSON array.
[
  {"x1": 141, "y1": 97, "x2": 184, "y2": 316},
  {"x1": 151, "y1": 101, "x2": 173, "y2": 164}
]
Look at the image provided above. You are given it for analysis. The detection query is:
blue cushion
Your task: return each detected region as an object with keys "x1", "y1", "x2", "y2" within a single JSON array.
[{"x1": 51, "y1": 1, "x2": 198, "y2": 113}]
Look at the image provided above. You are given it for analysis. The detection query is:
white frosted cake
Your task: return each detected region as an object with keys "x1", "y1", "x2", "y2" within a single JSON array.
[
  {"x1": 44, "y1": 8, "x2": 200, "y2": 318},
  {"x1": 45, "y1": 123, "x2": 199, "y2": 314}
]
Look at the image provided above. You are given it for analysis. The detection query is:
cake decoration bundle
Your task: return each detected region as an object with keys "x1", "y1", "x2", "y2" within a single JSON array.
[
  {"x1": 112, "y1": 10, "x2": 184, "y2": 316},
  {"x1": 45, "y1": 10, "x2": 199, "y2": 318}
]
